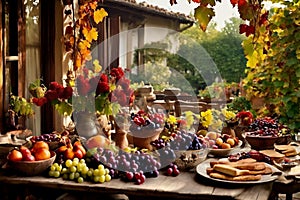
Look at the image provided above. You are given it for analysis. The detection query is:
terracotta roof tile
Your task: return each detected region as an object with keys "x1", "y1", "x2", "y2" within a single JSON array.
[{"x1": 104, "y1": 0, "x2": 195, "y2": 23}]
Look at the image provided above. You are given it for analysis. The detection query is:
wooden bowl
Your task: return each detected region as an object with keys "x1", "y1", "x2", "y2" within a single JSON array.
[
  {"x1": 7, "y1": 151, "x2": 56, "y2": 176},
  {"x1": 276, "y1": 134, "x2": 292, "y2": 145},
  {"x1": 128, "y1": 128, "x2": 163, "y2": 150},
  {"x1": 245, "y1": 135, "x2": 279, "y2": 150}
]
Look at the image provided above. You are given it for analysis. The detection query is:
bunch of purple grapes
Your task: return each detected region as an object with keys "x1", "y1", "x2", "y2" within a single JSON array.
[
  {"x1": 30, "y1": 133, "x2": 61, "y2": 143},
  {"x1": 188, "y1": 136, "x2": 204, "y2": 150},
  {"x1": 165, "y1": 163, "x2": 180, "y2": 176},
  {"x1": 150, "y1": 138, "x2": 166, "y2": 149},
  {"x1": 248, "y1": 117, "x2": 282, "y2": 136},
  {"x1": 86, "y1": 147, "x2": 161, "y2": 181},
  {"x1": 169, "y1": 130, "x2": 195, "y2": 151}
]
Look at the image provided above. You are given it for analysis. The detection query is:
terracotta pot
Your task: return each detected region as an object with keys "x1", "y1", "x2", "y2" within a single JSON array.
[
  {"x1": 221, "y1": 126, "x2": 236, "y2": 138},
  {"x1": 128, "y1": 128, "x2": 163, "y2": 150},
  {"x1": 114, "y1": 124, "x2": 129, "y2": 150}
]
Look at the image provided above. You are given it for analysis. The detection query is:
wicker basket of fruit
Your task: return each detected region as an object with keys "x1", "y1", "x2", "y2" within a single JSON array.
[{"x1": 174, "y1": 149, "x2": 208, "y2": 170}]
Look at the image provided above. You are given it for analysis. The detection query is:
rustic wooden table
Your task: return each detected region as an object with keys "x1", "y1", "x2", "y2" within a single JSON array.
[{"x1": 0, "y1": 167, "x2": 274, "y2": 200}]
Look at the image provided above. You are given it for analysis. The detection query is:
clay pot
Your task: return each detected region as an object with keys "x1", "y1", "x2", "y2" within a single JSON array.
[
  {"x1": 114, "y1": 124, "x2": 129, "y2": 150},
  {"x1": 221, "y1": 126, "x2": 236, "y2": 138},
  {"x1": 128, "y1": 128, "x2": 163, "y2": 150}
]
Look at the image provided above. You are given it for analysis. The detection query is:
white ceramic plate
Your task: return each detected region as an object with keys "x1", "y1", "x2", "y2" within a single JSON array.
[{"x1": 196, "y1": 158, "x2": 280, "y2": 184}]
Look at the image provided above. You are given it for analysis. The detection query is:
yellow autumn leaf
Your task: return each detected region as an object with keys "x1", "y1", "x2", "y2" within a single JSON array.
[
  {"x1": 89, "y1": 1, "x2": 97, "y2": 10},
  {"x1": 94, "y1": 8, "x2": 108, "y2": 24},
  {"x1": 78, "y1": 40, "x2": 91, "y2": 50},
  {"x1": 296, "y1": 47, "x2": 300, "y2": 60},
  {"x1": 93, "y1": 59, "x2": 102, "y2": 73},
  {"x1": 82, "y1": 27, "x2": 98, "y2": 42}
]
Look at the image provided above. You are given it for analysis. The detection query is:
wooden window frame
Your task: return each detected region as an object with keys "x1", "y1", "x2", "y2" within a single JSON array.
[{"x1": 0, "y1": 0, "x2": 57, "y2": 134}]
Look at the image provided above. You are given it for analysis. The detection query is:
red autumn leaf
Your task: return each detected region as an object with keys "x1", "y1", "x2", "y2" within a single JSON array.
[
  {"x1": 259, "y1": 11, "x2": 269, "y2": 25},
  {"x1": 62, "y1": 86, "x2": 73, "y2": 99},
  {"x1": 117, "y1": 77, "x2": 130, "y2": 91},
  {"x1": 192, "y1": 0, "x2": 201, "y2": 3},
  {"x1": 239, "y1": 24, "x2": 248, "y2": 34},
  {"x1": 56, "y1": 85, "x2": 65, "y2": 98},
  {"x1": 100, "y1": 74, "x2": 108, "y2": 83},
  {"x1": 49, "y1": 82, "x2": 61, "y2": 91},
  {"x1": 230, "y1": 0, "x2": 238, "y2": 7},
  {"x1": 32, "y1": 97, "x2": 39, "y2": 104},
  {"x1": 237, "y1": 0, "x2": 246, "y2": 7},
  {"x1": 96, "y1": 81, "x2": 110, "y2": 95},
  {"x1": 246, "y1": 25, "x2": 255, "y2": 36},
  {"x1": 239, "y1": 24, "x2": 255, "y2": 36},
  {"x1": 35, "y1": 97, "x2": 48, "y2": 106},
  {"x1": 65, "y1": 26, "x2": 73, "y2": 35},
  {"x1": 238, "y1": 3, "x2": 253, "y2": 21},
  {"x1": 45, "y1": 90, "x2": 59, "y2": 102}
]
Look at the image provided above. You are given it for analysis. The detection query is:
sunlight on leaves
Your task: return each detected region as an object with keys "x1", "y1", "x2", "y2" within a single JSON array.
[
  {"x1": 94, "y1": 8, "x2": 108, "y2": 24},
  {"x1": 82, "y1": 27, "x2": 98, "y2": 43}
]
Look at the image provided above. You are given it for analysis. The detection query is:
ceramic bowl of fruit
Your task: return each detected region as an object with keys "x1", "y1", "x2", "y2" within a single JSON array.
[
  {"x1": 204, "y1": 132, "x2": 242, "y2": 157},
  {"x1": 7, "y1": 150, "x2": 56, "y2": 176},
  {"x1": 244, "y1": 117, "x2": 289, "y2": 150},
  {"x1": 209, "y1": 140, "x2": 242, "y2": 157},
  {"x1": 245, "y1": 134, "x2": 279, "y2": 150}
]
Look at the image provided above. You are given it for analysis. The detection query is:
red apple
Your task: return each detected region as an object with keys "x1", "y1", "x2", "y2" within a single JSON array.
[
  {"x1": 23, "y1": 154, "x2": 36, "y2": 161},
  {"x1": 19, "y1": 146, "x2": 32, "y2": 157},
  {"x1": 73, "y1": 149, "x2": 84, "y2": 159}
]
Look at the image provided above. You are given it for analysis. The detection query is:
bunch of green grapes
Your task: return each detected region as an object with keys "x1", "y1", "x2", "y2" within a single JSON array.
[
  {"x1": 10, "y1": 95, "x2": 34, "y2": 117},
  {"x1": 49, "y1": 157, "x2": 111, "y2": 183}
]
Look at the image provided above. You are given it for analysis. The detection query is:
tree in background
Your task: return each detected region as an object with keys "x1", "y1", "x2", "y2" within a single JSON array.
[
  {"x1": 131, "y1": 18, "x2": 246, "y2": 95},
  {"x1": 168, "y1": 17, "x2": 246, "y2": 94}
]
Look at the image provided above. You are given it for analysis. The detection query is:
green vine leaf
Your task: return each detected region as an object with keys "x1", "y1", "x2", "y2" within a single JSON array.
[
  {"x1": 194, "y1": 5, "x2": 215, "y2": 31},
  {"x1": 55, "y1": 101, "x2": 73, "y2": 116}
]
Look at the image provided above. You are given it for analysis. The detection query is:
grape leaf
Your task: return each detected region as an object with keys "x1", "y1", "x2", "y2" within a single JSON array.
[
  {"x1": 194, "y1": 5, "x2": 215, "y2": 31},
  {"x1": 238, "y1": 3, "x2": 253, "y2": 21},
  {"x1": 55, "y1": 101, "x2": 73, "y2": 116}
]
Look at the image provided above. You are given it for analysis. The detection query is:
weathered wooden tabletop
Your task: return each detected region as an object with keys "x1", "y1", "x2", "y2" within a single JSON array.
[{"x1": 0, "y1": 164, "x2": 274, "y2": 200}]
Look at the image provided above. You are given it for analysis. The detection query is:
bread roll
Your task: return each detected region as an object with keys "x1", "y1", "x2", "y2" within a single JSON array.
[
  {"x1": 231, "y1": 162, "x2": 266, "y2": 171},
  {"x1": 209, "y1": 172, "x2": 261, "y2": 181},
  {"x1": 213, "y1": 164, "x2": 250, "y2": 176}
]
